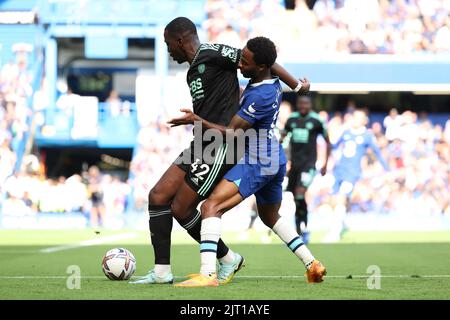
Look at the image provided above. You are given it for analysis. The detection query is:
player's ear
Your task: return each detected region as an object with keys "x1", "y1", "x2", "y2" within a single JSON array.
[{"x1": 177, "y1": 37, "x2": 183, "y2": 48}]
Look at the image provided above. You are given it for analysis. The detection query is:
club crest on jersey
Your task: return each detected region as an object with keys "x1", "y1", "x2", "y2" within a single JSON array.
[
  {"x1": 198, "y1": 64, "x2": 205, "y2": 73},
  {"x1": 306, "y1": 122, "x2": 313, "y2": 130}
]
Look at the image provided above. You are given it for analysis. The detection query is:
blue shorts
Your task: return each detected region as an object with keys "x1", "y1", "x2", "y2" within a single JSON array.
[
  {"x1": 332, "y1": 174, "x2": 359, "y2": 196},
  {"x1": 224, "y1": 163, "x2": 286, "y2": 205}
]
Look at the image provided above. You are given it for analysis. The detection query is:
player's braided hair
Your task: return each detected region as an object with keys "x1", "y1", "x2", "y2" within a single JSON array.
[
  {"x1": 246, "y1": 37, "x2": 277, "y2": 68},
  {"x1": 165, "y1": 17, "x2": 198, "y2": 37}
]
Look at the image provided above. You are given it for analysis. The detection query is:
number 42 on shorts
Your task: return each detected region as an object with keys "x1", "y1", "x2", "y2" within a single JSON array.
[{"x1": 191, "y1": 159, "x2": 210, "y2": 181}]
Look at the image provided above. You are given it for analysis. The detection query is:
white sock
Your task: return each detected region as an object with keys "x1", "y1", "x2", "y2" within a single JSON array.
[
  {"x1": 200, "y1": 217, "x2": 221, "y2": 276},
  {"x1": 218, "y1": 248, "x2": 235, "y2": 265},
  {"x1": 272, "y1": 217, "x2": 315, "y2": 269},
  {"x1": 154, "y1": 264, "x2": 171, "y2": 277}
]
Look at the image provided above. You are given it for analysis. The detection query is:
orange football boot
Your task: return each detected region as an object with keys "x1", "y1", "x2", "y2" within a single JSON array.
[
  {"x1": 305, "y1": 260, "x2": 327, "y2": 283},
  {"x1": 174, "y1": 273, "x2": 219, "y2": 287}
]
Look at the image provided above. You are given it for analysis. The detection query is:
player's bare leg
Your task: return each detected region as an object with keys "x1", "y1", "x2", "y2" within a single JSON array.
[
  {"x1": 90, "y1": 205, "x2": 104, "y2": 229},
  {"x1": 170, "y1": 180, "x2": 237, "y2": 273},
  {"x1": 130, "y1": 164, "x2": 185, "y2": 284},
  {"x1": 257, "y1": 203, "x2": 326, "y2": 283},
  {"x1": 323, "y1": 190, "x2": 348, "y2": 243},
  {"x1": 239, "y1": 197, "x2": 258, "y2": 241},
  {"x1": 175, "y1": 180, "x2": 245, "y2": 287}
]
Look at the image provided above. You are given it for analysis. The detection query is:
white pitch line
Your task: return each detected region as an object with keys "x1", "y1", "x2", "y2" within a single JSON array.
[
  {"x1": 39, "y1": 232, "x2": 138, "y2": 253},
  {"x1": 1, "y1": 275, "x2": 450, "y2": 279}
]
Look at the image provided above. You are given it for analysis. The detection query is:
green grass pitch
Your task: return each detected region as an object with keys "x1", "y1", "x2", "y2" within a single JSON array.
[{"x1": 0, "y1": 230, "x2": 449, "y2": 299}]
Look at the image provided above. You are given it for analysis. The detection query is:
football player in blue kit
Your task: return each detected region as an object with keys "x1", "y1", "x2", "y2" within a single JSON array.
[
  {"x1": 323, "y1": 109, "x2": 390, "y2": 242},
  {"x1": 332, "y1": 109, "x2": 389, "y2": 198}
]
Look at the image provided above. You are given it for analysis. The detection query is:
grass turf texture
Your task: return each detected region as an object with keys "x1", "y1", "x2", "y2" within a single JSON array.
[{"x1": 0, "y1": 230, "x2": 449, "y2": 300}]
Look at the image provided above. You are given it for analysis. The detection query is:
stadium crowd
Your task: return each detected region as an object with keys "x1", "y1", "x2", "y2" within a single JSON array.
[
  {"x1": 0, "y1": 51, "x2": 33, "y2": 206},
  {"x1": 204, "y1": 0, "x2": 450, "y2": 55},
  {"x1": 1, "y1": 161, "x2": 131, "y2": 221},
  {"x1": 130, "y1": 120, "x2": 193, "y2": 211},
  {"x1": 129, "y1": 104, "x2": 450, "y2": 218},
  {"x1": 308, "y1": 108, "x2": 450, "y2": 217},
  {"x1": 1, "y1": 0, "x2": 450, "y2": 222},
  {"x1": 3, "y1": 97, "x2": 449, "y2": 219}
]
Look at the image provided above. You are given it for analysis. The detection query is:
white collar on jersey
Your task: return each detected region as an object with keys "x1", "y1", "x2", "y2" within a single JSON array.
[{"x1": 249, "y1": 76, "x2": 279, "y2": 87}]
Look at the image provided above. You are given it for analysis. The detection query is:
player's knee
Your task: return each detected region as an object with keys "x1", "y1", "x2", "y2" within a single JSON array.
[
  {"x1": 148, "y1": 186, "x2": 168, "y2": 206},
  {"x1": 200, "y1": 200, "x2": 219, "y2": 218},
  {"x1": 295, "y1": 187, "x2": 306, "y2": 197},
  {"x1": 259, "y1": 212, "x2": 279, "y2": 229}
]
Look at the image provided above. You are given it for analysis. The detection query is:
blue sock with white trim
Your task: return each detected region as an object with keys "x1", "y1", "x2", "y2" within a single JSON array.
[
  {"x1": 272, "y1": 217, "x2": 315, "y2": 270},
  {"x1": 200, "y1": 217, "x2": 221, "y2": 276}
]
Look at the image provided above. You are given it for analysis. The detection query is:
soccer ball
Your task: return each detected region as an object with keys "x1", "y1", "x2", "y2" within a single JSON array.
[{"x1": 102, "y1": 248, "x2": 136, "y2": 280}]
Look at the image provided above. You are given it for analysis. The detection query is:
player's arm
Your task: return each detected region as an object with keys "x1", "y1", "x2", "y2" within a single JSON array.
[
  {"x1": 270, "y1": 63, "x2": 310, "y2": 95},
  {"x1": 216, "y1": 44, "x2": 310, "y2": 94},
  {"x1": 167, "y1": 109, "x2": 252, "y2": 135},
  {"x1": 318, "y1": 119, "x2": 332, "y2": 176},
  {"x1": 322, "y1": 134, "x2": 332, "y2": 176},
  {"x1": 368, "y1": 134, "x2": 390, "y2": 171},
  {"x1": 332, "y1": 132, "x2": 344, "y2": 149},
  {"x1": 279, "y1": 117, "x2": 293, "y2": 144}
]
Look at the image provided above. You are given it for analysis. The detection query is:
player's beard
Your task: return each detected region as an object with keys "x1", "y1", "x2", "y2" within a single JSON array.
[{"x1": 241, "y1": 70, "x2": 253, "y2": 79}]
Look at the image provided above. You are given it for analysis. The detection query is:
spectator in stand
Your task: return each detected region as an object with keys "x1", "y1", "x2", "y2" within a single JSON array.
[{"x1": 203, "y1": 0, "x2": 450, "y2": 54}]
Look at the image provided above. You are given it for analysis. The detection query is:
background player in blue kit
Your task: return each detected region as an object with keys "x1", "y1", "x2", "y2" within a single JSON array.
[
  {"x1": 324, "y1": 109, "x2": 390, "y2": 242},
  {"x1": 168, "y1": 36, "x2": 326, "y2": 287}
]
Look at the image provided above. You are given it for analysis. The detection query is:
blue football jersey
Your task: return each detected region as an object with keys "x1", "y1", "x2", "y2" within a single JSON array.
[
  {"x1": 236, "y1": 77, "x2": 287, "y2": 168},
  {"x1": 333, "y1": 128, "x2": 389, "y2": 179}
]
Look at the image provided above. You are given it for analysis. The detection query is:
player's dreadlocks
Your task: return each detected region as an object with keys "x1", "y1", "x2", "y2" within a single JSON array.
[
  {"x1": 246, "y1": 37, "x2": 277, "y2": 68},
  {"x1": 165, "y1": 17, "x2": 198, "y2": 38}
]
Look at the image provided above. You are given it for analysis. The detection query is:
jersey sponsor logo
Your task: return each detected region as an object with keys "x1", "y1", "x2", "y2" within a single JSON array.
[
  {"x1": 292, "y1": 128, "x2": 309, "y2": 143},
  {"x1": 189, "y1": 77, "x2": 204, "y2": 102},
  {"x1": 198, "y1": 64, "x2": 205, "y2": 74}
]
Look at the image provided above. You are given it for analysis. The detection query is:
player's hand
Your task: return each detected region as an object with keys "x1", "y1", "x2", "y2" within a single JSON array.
[
  {"x1": 320, "y1": 165, "x2": 327, "y2": 176},
  {"x1": 297, "y1": 77, "x2": 310, "y2": 95},
  {"x1": 167, "y1": 109, "x2": 199, "y2": 127}
]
